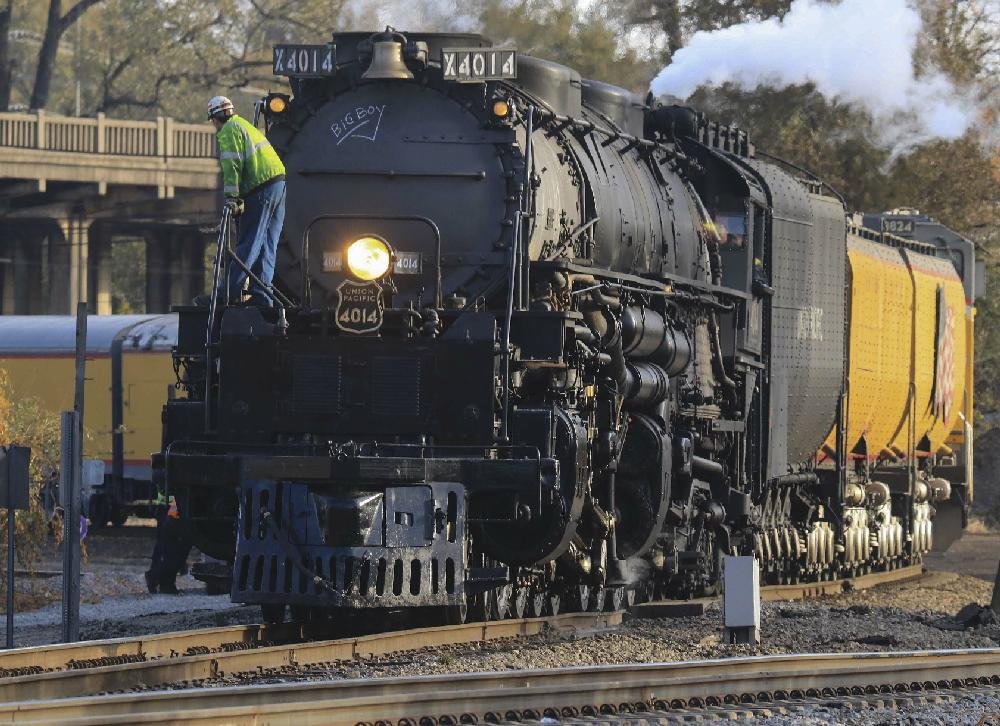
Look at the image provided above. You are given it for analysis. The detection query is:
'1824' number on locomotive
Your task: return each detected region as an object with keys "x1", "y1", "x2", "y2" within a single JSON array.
[{"x1": 881, "y1": 218, "x2": 915, "y2": 236}]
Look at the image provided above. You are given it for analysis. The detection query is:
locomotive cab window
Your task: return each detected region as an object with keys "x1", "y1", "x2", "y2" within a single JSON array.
[
  {"x1": 714, "y1": 211, "x2": 752, "y2": 291},
  {"x1": 714, "y1": 213, "x2": 747, "y2": 248}
]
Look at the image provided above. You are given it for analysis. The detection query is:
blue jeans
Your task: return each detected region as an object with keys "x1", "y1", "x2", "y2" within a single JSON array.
[{"x1": 226, "y1": 179, "x2": 285, "y2": 306}]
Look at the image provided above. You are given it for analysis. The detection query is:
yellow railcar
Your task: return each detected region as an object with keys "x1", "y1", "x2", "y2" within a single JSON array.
[
  {"x1": 0, "y1": 315, "x2": 177, "y2": 525},
  {"x1": 830, "y1": 234, "x2": 968, "y2": 459}
]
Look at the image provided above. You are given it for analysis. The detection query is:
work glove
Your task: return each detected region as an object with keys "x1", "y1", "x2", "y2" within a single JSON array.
[{"x1": 224, "y1": 197, "x2": 245, "y2": 216}]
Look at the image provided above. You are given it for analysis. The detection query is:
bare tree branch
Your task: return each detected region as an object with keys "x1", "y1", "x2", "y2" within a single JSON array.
[
  {"x1": 0, "y1": 0, "x2": 14, "y2": 109},
  {"x1": 30, "y1": 0, "x2": 106, "y2": 109},
  {"x1": 58, "y1": 0, "x2": 103, "y2": 32}
]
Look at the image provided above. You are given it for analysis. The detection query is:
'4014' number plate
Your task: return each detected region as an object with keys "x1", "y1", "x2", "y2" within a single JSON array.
[
  {"x1": 334, "y1": 280, "x2": 384, "y2": 334},
  {"x1": 273, "y1": 44, "x2": 336, "y2": 77},
  {"x1": 441, "y1": 48, "x2": 516, "y2": 83}
]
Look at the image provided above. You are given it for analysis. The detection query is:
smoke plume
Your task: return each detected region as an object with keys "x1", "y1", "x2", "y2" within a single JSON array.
[{"x1": 650, "y1": 0, "x2": 976, "y2": 144}]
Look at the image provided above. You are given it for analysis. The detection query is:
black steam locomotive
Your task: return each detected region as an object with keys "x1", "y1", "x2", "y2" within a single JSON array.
[{"x1": 160, "y1": 30, "x2": 974, "y2": 622}]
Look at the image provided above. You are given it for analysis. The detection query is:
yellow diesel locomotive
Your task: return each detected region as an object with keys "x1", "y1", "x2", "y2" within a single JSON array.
[{"x1": 828, "y1": 211, "x2": 978, "y2": 553}]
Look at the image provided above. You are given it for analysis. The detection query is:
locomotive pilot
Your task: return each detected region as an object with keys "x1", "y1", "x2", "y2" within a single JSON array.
[{"x1": 206, "y1": 95, "x2": 287, "y2": 306}]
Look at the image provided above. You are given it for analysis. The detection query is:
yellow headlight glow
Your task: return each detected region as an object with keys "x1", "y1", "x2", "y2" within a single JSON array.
[
  {"x1": 267, "y1": 96, "x2": 288, "y2": 114},
  {"x1": 492, "y1": 99, "x2": 510, "y2": 118},
  {"x1": 346, "y1": 236, "x2": 391, "y2": 280}
]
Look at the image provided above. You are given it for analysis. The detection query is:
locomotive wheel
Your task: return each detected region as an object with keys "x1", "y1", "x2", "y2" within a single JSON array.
[
  {"x1": 572, "y1": 585, "x2": 590, "y2": 612},
  {"x1": 549, "y1": 592, "x2": 561, "y2": 616},
  {"x1": 494, "y1": 584, "x2": 512, "y2": 619},
  {"x1": 588, "y1": 586, "x2": 606, "y2": 612},
  {"x1": 261, "y1": 603, "x2": 286, "y2": 624},
  {"x1": 483, "y1": 592, "x2": 499, "y2": 620},
  {"x1": 696, "y1": 530, "x2": 723, "y2": 597},
  {"x1": 530, "y1": 590, "x2": 547, "y2": 617},
  {"x1": 625, "y1": 586, "x2": 638, "y2": 608},
  {"x1": 485, "y1": 585, "x2": 512, "y2": 620},
  {"x1": 607, "y1": 586, "x2": 627, "y2": 612},
  {"x1": 512, "y1": 586, "x2": 530, "y2": 619}
]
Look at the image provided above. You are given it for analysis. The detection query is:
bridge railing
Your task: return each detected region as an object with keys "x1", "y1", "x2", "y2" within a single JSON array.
[{"x1": 0, "y1": 110, "x2": 216, "y2": 158}]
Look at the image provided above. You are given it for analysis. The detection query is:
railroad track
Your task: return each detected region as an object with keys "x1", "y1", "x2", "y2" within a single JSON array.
[
  {"x1": 3, "y1": 648, "x2": 997, "y2": 724},
  {"x1": 0, "y1": 611, "x2": 619, "y2": 703},
  {"x1": 0, "y1": 563, "x2": 925, "y2": 710}
]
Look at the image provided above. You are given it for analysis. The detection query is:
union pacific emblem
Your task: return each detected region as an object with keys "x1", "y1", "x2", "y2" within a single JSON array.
[{"x1": 933, "y1": 287, "x2": 956, "y2": 420}]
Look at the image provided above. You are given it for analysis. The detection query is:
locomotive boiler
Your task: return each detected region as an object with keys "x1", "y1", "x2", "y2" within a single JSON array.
[{"x1": 160, "y1": 29, "x2": 976, "y2": 622}]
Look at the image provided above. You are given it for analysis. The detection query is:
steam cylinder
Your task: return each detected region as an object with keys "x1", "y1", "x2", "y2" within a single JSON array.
[{"x1": 621, "y1": 306, "x2": 692, "y2": 375}]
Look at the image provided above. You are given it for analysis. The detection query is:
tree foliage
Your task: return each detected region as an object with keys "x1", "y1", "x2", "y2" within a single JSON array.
[
  {"x1": 0, "y1": 371, "x2": 62, "y2": 591},
  {"x1": 480, "y1": 0, "x2": 655, "y2": 89}
]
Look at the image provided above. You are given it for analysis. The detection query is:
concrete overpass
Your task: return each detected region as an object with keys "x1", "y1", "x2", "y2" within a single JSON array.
[{"x1": 0, "y1": 110, "x2": 220, "y2": 314}]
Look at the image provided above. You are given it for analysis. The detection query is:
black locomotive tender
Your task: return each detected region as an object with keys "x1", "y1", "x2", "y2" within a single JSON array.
[{"x1": 161, "y1": 30, "x2": 955, "y2": 621}]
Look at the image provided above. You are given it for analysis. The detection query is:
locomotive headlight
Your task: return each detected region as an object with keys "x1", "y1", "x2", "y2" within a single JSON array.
[
  {"x1": 492, "y1": 99, "x2": 511, "y2": 118},
  {"x1": 346, "y1": 236, "x2": 392, "y2": 280},
  {"x1": 267, "y1": 93, "x2": 291, "y2": 115}
]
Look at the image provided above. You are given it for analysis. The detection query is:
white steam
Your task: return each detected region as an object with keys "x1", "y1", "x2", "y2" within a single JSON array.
[
  {"x1": 341, "y1": 0, "x2": 479, "y2": 34},
  {"x1": 650, "y1": 0, "x2": 977, "y2": 144}
]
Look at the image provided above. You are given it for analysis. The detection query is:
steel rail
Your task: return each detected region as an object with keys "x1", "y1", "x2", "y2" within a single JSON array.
[
  {"x1": 0, "y1": 611, "x2": 620, "y2": 704},
  {"x1": 760, "y1": 563, "x2": 924, "y2": 601},
  {"x1": 0, "y1": 621, "x2": 306, "y2": 674},
  {"x1": 0, "y1": 563, "x2": 926, "y2": 685},
  {"x1": 3, "y1": 648, "x2": 997, "y2": 725}
]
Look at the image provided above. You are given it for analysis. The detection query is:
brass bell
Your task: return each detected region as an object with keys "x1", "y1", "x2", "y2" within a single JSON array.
[{"x1": 362, "y1": 40, "x2": 414, "y2": 80}]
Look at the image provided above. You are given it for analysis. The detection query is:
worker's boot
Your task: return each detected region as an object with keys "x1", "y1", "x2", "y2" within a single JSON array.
[{"x1": 144, "y1": 570, "x2": 158, "y2": 594}]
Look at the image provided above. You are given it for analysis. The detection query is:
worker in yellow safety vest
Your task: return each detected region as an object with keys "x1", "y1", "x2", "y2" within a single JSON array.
[{"x1": 206, "y1": 95, "x2": 286, "y2": 307}]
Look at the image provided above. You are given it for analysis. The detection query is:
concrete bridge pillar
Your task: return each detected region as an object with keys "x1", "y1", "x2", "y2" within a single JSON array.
[
  {"x1": 172, "y1": 227, "x2": 208, "y2": 304},
  {"x1": 88, "y1": 224, "x2": 113, "y2": 315},
  {"x1": 13, "y1": 235, "x2": 43, "y2": 314},
  {"x1": 145, "y1": 228, "x2": 170, "y2": 313},
  {"x1": 0, "y1": 225, "x2": 45, "y2": 313},
  {"x1": 143, "y1": 226, "x2": 206, "y2": 312},
  {"x1": 52, "y1": 215, "x2": 92, "y2": 314},
  {"x1": 46, "y1": 223, "x2": 69, "y2": 313},
  {"x1": 1, "y1": 219, "x2": 208, "y2": 315}
]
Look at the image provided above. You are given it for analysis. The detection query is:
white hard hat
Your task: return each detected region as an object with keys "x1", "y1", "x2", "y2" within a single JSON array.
[{"x1": 207, "y1": 95, "x2": 235, "y2": 120}]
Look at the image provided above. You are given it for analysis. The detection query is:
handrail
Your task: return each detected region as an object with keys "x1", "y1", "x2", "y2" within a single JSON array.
[{"x1": 0, "y1": 110, "x2": 216, "y2": 158}]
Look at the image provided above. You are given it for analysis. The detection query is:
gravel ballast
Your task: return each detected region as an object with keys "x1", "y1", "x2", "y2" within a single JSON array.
[
  {"x1": 168, "y1": 572, "x2": 997, "y2": 689},
  {"x1": 748, "y1": 689, "x2": 1000, "y2": 726}
]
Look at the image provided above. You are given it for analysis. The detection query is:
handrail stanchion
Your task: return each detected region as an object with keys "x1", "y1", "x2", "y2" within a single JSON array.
[{"x1": 204, "y1": 207, "x2": 232, "y2": 434}]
